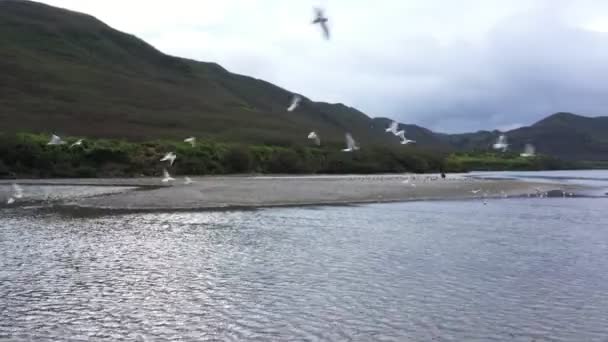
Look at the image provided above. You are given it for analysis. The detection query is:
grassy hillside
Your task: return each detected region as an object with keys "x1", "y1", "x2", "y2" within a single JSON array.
[
  {"x1": 0, "y1": 0, "x2": 605, "y2": 176},
  {"x1": 0, "y1": 0, "x2": 395, "y2": 148}
]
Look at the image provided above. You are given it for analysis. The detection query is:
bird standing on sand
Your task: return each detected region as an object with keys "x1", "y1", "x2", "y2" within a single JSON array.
[
  {"x1": 161, "y1": 169, "x2": 175, "y2": 183},
  {"x1": 308, "y1": 131, "x2": 321, "y2": 146},
  {"x1": 342, "y1": 133, "x2": 359, "y2": 152},
  {"x1": 493, "y1": 135, "x2": 508, "y2": 152},
  {"x1": 160, "y1": 152, "x2": 177, "y2": 166},
  {"x1": 47, "y1": 134, "x2": 65, "y2": 145},
  {"x1": 312, "y1": 8, "x2": 330, "y2": 40},
  {"x1": 287, "y1": 95, "x2": 301, "y2": 112},
  {"x1": 70, "y1": 139, "x2": 83, "y2": 148},
  {"x1": 184, "y1": 137, "x2": 196, "y2": 147}
]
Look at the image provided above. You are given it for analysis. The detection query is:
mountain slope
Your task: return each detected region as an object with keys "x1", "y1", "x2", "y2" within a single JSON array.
[
  {"x1": 1, "y1": 1, "x2": 607, "y2": 162},
  {"x1": 505, "y1": 113, "x2": 608, "y2": 161},
  {"x1": 0, "y1": 0, "x2": 396, "y2": 147}
]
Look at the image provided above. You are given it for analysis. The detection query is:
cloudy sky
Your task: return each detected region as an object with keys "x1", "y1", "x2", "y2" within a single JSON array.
[{"x1": 38, "y1": 0, "x2": 608, "y2": 132}]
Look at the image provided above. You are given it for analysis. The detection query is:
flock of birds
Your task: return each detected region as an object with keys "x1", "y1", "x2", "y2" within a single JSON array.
[
  {"x1": 3, "y1": 8, "x2": 547, "y2": 205},
  {"x1": 493, "y1": 134, "x2": 536, "y2": 158}
]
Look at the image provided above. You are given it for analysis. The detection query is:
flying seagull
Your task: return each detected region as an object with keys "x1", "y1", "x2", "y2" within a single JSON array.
[
  {"x1": 47, "y1": 134, "x2": 65, "y2": 145},
  {"x1": 493, "y1": 135, "x2": 508, "y2": 152},
  {"x1": 312, "y1": 7, "x2": 330, "y2": 40},
  {"x1": 342, "y1": 133, "x2": 359, "y2": 152},
  {"x1": 471, "y1": 189, "x2": 482, "y2": 194},
  {"x1": 6, "y1": 183, "x2": 23, "y2": 204},
  {"x1": 520, "y1": 144, "x2": 536, "y2": 158},
  {"x1": 161, "y1": 169, "x2": 175, "y2": 183},
  {"x1": 184, "y1": 177, "x2": 194, "y2": 185},
  {"x1": 160, "y1": 152, "x2": 177, "y2": 166},
  {"x1": 396, "y1": 131, "x2": 416, "y2": 145},
  {"x1": 287, "y1": 95, "x2": 302, "y2": 112},
  {"x1": 70, "y1": 139, "x2": 83, "y2": 148},
  {"x1": 12, "y1": 184, "x2": 23, "y2": 199},
  {"x1": 307, "y1": 131, "x2": 321, "y2": 146},
  {"x1": 385, "y1": 121, "x2": 399, "y2": 134},
  {"x1": 184, "y1": 137, "x2": 196, "y2": 147}
]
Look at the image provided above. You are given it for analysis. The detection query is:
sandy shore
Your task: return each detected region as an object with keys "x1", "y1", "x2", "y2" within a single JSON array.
[{"x1": 0, "y1": 174, "x2": 580, "y2": 211}]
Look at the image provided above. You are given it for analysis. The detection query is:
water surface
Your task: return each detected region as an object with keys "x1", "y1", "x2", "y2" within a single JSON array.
[{"x1": 2, "y1": 175, "x2": 608, "y2": 341}]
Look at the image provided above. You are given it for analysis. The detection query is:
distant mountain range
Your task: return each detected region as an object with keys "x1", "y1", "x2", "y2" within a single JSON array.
[{"x1": 1, "y1": 0, "x2": 607, "y2": 161}]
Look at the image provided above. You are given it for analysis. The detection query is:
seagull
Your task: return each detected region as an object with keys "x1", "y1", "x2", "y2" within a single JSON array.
[
  {"x1": 342, "y1": 133, "x2": 359, "y2": 152},
  {"x1": 184, "y1": 137, "x2": 196, "y2": 147},
  {"x1": 6, "y1": 184, "x2": 23, "y2": 204},
  {"x1": 312, "y1": 7, "x2": 330, "y2": 40},
  {"x1": 307, "y1": 131, "x2": 321, "y2": 145},
  {"x1": 287, "y1": 95, "x2": 301, "y2": 112},
  {"x1": 161, "y1": 169, "x2": 175, "y2": 183},
  {"x1": 184, "y1": 177, "x2": 194, "y2": 185},
  {"x1": 385, "y1": 121, "x2": 399, "y2": 134},
  {"x1": 471, "y1": 189, "x2": 482, "y2": 194},
  {"x1": 160, "y1": 152, "x2": 177, "y2": 166},
  {"x1": 47, "y1": 134, "x2": 65, "y2": 145},
  {"x1": 396, "y1": 131, "x2": 416, "y2": 145},
  {"x1": 520, "y1": 144, "x2": 536, "y2": 158},
  {"x1": 12, "y1": 184, "x2": 23, "y2": 199},
  {"x1": 492, "y1": 135, "x2": 509, "y2": 152},
  {"x1": 70, "y1": 139, "x2": 83, "y2": 148}
]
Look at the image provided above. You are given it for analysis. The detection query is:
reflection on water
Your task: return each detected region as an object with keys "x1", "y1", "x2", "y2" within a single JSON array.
[{"x1": 2, "y1": 197, "x2": 608, "y2": 341}]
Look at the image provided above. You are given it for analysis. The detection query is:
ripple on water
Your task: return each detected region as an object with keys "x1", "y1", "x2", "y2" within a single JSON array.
[{"x1": 2, "y1": 198, "x2": 608, "y2": 341}]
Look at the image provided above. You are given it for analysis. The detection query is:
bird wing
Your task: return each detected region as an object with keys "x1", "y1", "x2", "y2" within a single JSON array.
[
  {"x1": 386, "y1": 121, "x2": 398, "y2": 133},
  {"x1": 345, "y1": 133, "x2": 358, "y2": 150},
  {"x1": 13, "y1": 184, "x2": 23, "y2": 198},
  {"x1": 320, "y1": 21, "x2": 330, "y2": 39}
]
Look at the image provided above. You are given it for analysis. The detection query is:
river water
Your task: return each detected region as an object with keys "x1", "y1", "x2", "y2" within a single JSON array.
[{"x1": 1, "y1": 171, "x2": 608, "y2": 341}]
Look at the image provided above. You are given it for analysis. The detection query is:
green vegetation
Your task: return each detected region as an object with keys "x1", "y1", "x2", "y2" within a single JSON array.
[
  {"x1": 1, "y1": 1, "x2": 605, "y2": 170},
  {"x1": 0, "y1": 133, "x2": 452, "y2": 178},
  {"x1": 446, "y1": 152, "x2": 578, "y2": 172}
]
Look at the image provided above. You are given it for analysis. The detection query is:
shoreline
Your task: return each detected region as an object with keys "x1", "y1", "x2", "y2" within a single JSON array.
[{"x1": 1, "y1": 174, "x2": 584, "y2": 212}]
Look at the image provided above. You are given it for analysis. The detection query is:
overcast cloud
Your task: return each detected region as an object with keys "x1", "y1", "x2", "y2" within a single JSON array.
[{"x1": 37, "y1": 0, "x2": 608, "y2": 132}]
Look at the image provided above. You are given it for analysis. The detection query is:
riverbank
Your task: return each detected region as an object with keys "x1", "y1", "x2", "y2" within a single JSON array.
[{"x1": 0, "y1": 174, "x2": 581, "y2": 212}]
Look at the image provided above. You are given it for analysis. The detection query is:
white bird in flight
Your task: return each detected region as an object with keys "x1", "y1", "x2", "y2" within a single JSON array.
[
  {"x1": 471, "y1": 189, "x2": 482, "y2": 194},
  {"x1": 161, "y1": 169, "x2": 175, "y2": 183},
  {"x1": 307, "y1": 131, "x2": 321, "y2": 146},
  {"x1": 184, "y1": 177, "x2": 194, "y2": 185},
  {"x1": 395, "y1": 131, "x2": 416, "y2": 145},
  {"x1": 70, "y1": 139, "x2": 83, "y2": 148},
  {"x1": 312, "y1": 8, "x2": 330, "y2": 40},
  {"x1": 12, "y1": 184, "x2": 23, "y2": 199},
  {"x1": 160, "y1": 152, "x2": 177, "y2": 166},
  {"x1": 184, "y1": 137, "x2": 196, "y2": 147},
  {"x1": 520, "y1": 144, "x2": 535, "y2": 158},
  {"x1": 493, "y1": 135, "x2": 509, "y2": 152},
  {"x1": 342, "y1": 133, "x2": 359, "y2": 152},
  {"x1": 287, "y1": 95, "x2": 301, "y2": 112},
  {"x1": 47, "y1": 134, "x2": 65, "y2": 145},
  {"x1": 385, "y1": 121, "x2": 399, "y2": 134},
  {"x1": 6, "y1": 184, "x2": 23, "y2": 204}
]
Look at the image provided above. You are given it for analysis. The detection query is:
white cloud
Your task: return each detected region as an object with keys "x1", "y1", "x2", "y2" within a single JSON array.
[{"x1": 37, "y1": 0, "x2": 608, "y2": 132}]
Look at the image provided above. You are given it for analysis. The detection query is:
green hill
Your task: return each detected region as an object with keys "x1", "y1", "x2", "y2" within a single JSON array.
[
  {"x1": 443, "y1": 113, "x2": 608, "y2": 161},
  {"x1": 0, "y1": 0, "x2": 606, "y2": 177},
  {"x1": 0, "y1": 0, "x2": 396, "y2": 148}
]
